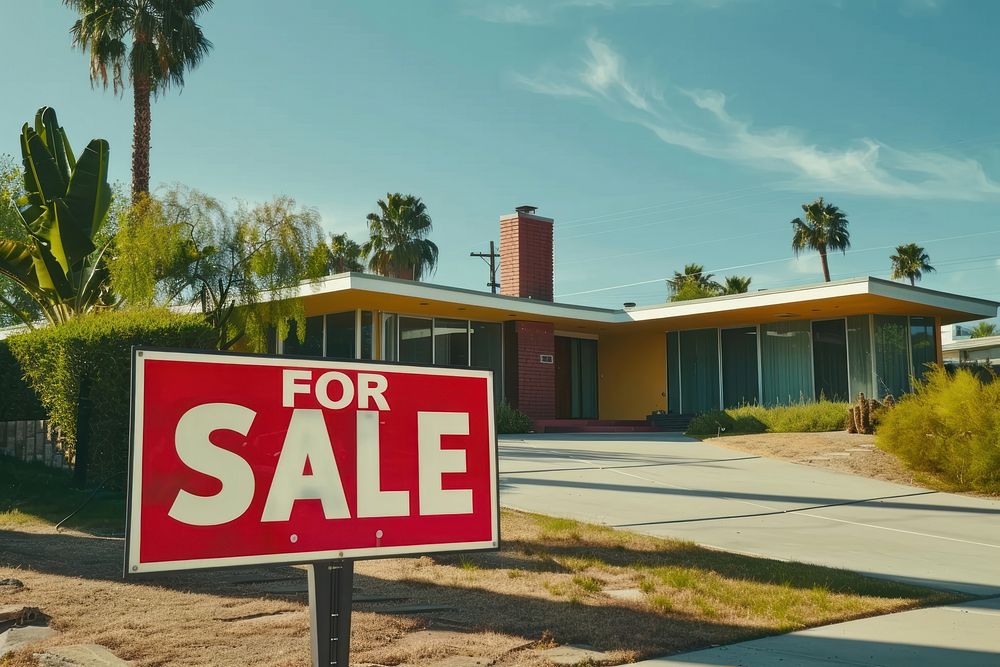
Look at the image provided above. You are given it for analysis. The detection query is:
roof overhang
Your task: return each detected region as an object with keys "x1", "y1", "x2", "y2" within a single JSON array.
[
  {"x1": 293, "y1": 274, "x2": 998, "y2": 334},
  {"x1": 942, "y1": 334, "x2": 1000, "y2": 353}
]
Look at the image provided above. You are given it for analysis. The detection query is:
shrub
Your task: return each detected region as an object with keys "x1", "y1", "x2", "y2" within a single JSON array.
[
  {"x1": 877, "y1": 367, "x2": 1000, "y2": 494},
  {"x1": 687, "y1": 400, "x2": 850, "y2": 437},
  {"x1": 7, "y1": 309, "x2": 215, "y2": 485},
  {"x1": 0, "y1": 339, "x2": 45, "y2": 421},
  {"x1": 496, "y1": 401, "x2": 534, "y2": 434}
]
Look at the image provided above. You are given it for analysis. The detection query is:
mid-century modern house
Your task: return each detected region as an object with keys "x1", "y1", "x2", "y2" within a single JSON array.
[{"x1": 271, "y1": 206, "x2": 998, "y2": 428}]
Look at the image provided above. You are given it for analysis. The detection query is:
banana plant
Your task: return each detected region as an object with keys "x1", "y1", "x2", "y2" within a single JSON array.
[{"x1": 0, "y1": 107, "x2": 114, "y2": 326}]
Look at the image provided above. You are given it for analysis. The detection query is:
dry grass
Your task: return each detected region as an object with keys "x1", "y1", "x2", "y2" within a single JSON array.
[{"x1": 0, "y1": 506, "x2": 957, "y2": 666}]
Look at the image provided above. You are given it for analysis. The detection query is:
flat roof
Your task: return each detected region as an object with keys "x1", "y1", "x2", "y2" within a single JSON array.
[
  {"x1": 295, "y1": 273, "x2": 998, "y2": 331},
  {"x1": 943, "y1": 334, "x2": 1000, "y2": 352}
]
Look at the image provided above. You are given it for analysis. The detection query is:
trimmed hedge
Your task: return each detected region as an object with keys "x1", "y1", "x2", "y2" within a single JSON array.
[
  {"x1": 877, "y1": 367, "x2": 1000, "y2": 494},
  {"x1": 687, "y1": 401, "x2": 850, "y2": 437},
  {"x1": 0, "y1": 339, "x2": 45, "y2": 421},
  {"x1": 7, "y1": 309, "x2": 215, "y2": 485}
]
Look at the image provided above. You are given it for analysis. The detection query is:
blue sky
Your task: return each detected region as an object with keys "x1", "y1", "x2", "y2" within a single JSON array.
[{"x1": 2, "y1": 0, "x2": 999, "y2": 310}]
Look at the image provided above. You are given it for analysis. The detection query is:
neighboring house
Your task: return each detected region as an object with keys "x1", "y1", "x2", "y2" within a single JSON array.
[
  {"x1": 268, "y1": 206, "x2": 998, "y2": 425},
  {"x1": 942, "y1": 334, "x2": 1000, "y2": 366}
]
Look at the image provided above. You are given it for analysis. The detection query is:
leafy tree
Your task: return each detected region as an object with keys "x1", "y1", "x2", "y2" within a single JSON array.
[
  {"x1": 327, "y1": 232, "x2": 365, "y2": 273},
  {"x1": 668, "y1": 263, "x2": 720, "y2": 301},
  {"x1": 790, "y1": 197, "x2": 851, "y2": 282},
  {"x1": 0, "y1": 108, "x2": 115, "y2": 327},
  {"x1": 722, "y1": 275, "x2": 752, "y2": 295},
  {"x1": 361, "y1": 193, "x2": 438, "y2": 280},
  {"x1": 65, "y1": 0, "x2": 214, "y2": 196},
  {"x1": 969, "y1": 321, "x2": 998, "y2": 339},
  {"x1": 890, "y1": 243, "x2": 935, "y2": 286},
  {"x1": 108, "y1": 186, "x2": 328, "y2": 350},
  {"x1": 0, "y1": 157, "x2": 42, "y2": 327}
]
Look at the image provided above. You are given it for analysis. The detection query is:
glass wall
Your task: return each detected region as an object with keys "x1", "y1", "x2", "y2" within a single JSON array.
[
  {"x1": 721, "y1": 327, "x2": 758, "y2": 408},
  {"x1": 910, "y1": 316, "x2": 936, "y2": 382},
  {"x1": 679, "y1": 329, "x2": 720, "y2": 414},
  {"x1": 433, "y1": 318, "x2": 469, "y2": 366},
  {"x1": 874, "y1": 315, "x2": 910, "y2": 398},
  {"x1": 326, "y1": 311, "x2": 356, "y2": 359},
  {"x1": 667, "y1": 332, "x2": 681, "y2": 413},
  {"x1": 846, "y1": 315, "x2": 873, "y2": 399},
  {"x1": 471, "y1": 321, "x2": 503, "y2": 404},
  {"x1": 282, "y1": 316, "x2": 323, "y2": 356},
  {"x1": 761, "y1": 321, "x2": 813, "y2": 405},
  {"x1": 399, "y1": 316, "x2": 433, "y2": 364},
  {"x1": 360, "y1": 311, "x2": 374, "y2": 360},
  {"x1": 382, "y1": 313, "x2": 397, "y2": 361},
  {"x1": 812, "y1": 319, "x2": 849, "y2": 402}
]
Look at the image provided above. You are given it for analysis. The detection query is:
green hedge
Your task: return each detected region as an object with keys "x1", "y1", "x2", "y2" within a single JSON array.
[
  {"x1": 877, "y1": 367, "x2": 1000, "y2": 494},
  {"x1": 0, "y1": 339, "x2": 45, "y2": 421},
  {"x1": 7, "y1": 309, "x2": 215, "y2": 485},
  {"x1": 687, "y1": 401, "x2": 850, "y2": 437}
]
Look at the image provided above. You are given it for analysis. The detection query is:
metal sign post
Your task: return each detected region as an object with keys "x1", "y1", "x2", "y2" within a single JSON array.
[{"x1": 308, "y1": 560, "x2": 354, "y2": 667}]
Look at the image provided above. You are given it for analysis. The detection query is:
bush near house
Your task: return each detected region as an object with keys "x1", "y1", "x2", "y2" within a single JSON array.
[
  {"x1": 687, "y1": 401, "x2": 850, "y2": 437},
  {"x1": 0, "y1": 339, "x2": 45, "y2": 421},
  {"x1": 877, "y1": 367, "x2": 1000, "y2": 494},
  {"x1": 496, "y1": 401, "x2": 534, "y2": 434},
  {"x1": 7, "y1": 309, "x2": 215, "y2": 485}
]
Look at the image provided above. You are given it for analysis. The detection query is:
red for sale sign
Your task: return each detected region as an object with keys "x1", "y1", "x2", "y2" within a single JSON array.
[{"x1": 125, "y1": 348, "x2": 498, "y2": 573}]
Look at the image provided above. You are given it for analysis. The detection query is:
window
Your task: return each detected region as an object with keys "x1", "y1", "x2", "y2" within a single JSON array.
[
  {"x1": 433, "y1": 318, "x2": 469, "y2": 366},
  {"x1": 678, "y1": 329, "x2": 720, "y2": 414},
  {"x1": 325, "y1": 311, "x2": 356, "y2": 359},
  {"x1": 721, "y1": 327, "x2": 759, "y2": 408},
  {"x1": 360, "y1": 311, "x2": 374, "y2": 360},
  {"x1": 910, "y1": 316, "x2": 936, "y2": 383},
  {"x1": 471, "y1": 321, "x2": 503, "y2": 403},
  {"x1": 846, "y1": 315, "x2": 873, "y2": 399},
  {"x1": 282, "y1": 316, "x2": 323, "y2": 356},
  {"x1": 812, "y1": 319, "x2": 849, "y2": 402},
  {"x1": 382, "y1": 313, "x2": 397, "y2": 361},
  {"x1": 760, "y1": 321, "x2": 813, "y2": 405},
  {"x1": 667, "y1": 332, "x2": 680, "y2": 413},
  {"x1": 874, "y1": 315, "x2": 909, "y2": 399},
  {"x1": 399, "y1": 316, "x2": 432, "y2": 364}
]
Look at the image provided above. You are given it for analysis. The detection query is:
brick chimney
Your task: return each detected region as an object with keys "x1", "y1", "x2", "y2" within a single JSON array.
[{"x1": 499, "y1": 205, "x2": 553, "y2": 301}]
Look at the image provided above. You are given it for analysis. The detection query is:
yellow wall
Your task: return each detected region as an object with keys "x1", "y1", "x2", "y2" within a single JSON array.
[{"x1": 598, "y1": 330, "x2": 667, "y2": 420}]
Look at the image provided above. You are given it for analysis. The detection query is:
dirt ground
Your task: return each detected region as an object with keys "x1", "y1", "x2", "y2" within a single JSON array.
[
  {"x1": 0, "y1": 509, "x2": 949, "y2": 666},
  {"x1": 705, "y1": 432, "x2": 922, "y2": 487}
]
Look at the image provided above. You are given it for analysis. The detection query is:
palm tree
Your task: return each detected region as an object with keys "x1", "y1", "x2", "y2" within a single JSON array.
[
  {"x1": 889, "y1": 243, "x2": 935, "y2": 286},
  {"x1": 969, "y1": 321, "x2": 998, "y2": 339},
  {"x1": 668, "y1": 263, "x2": 722, "y2": 301},
  {"x1": 327, "y1": 233, "x2": 365, "y2": 274},
  {"x1": 361, "y1": 194, "x2": 439, "y2": 280},
  {"x1": 790, "y1": 197, "x2": 851, "y2": 282},
  {"x1": 722, "y1": 275, "x2": 752, "y2": 294},
  {"x1": 65, "y1": 0, "x2": 214, "y2": 197}
]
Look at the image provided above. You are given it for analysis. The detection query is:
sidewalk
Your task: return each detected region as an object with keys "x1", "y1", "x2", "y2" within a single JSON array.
[{"x1": 636, "y1": 596, "x2": 1000, "y2": 666}]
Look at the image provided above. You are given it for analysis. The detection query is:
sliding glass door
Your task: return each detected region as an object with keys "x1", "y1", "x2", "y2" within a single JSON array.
[
  {"x1": 812, "y1": 319, "x2": 849, "y2": 402},
  {"x1": 760, "y1": 321, "x2": 813, "y2": 405},
  {"x1": 679, "y1": 329, "x2": 720, "y2": 414},
  {"x1": 721, "y1": 327, "x2": 759, "y2": 408}
]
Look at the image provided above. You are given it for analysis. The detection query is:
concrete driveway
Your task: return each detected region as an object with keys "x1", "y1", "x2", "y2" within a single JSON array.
[{"x1": 499, "y1": 433, "x2": 1000, "y2": 596}]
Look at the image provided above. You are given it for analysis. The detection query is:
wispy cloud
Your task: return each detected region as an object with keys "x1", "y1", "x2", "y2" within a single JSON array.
[
  {"x1": 516, "y1": 36, "x2": 1000, "y2": 200},
  {"x1": 463, "y1": 0, "x2": 734, "y2": 25}
]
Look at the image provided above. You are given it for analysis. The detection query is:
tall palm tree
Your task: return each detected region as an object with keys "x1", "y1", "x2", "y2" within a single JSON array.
[
  {"x1": 361, "y1": 194, "x2": 438, "y2": 280},
  {"x1": 327, "y1": 232, "x2": 365, "y2": 274},
  {"x1": 65, "y1": 0, "x2": 214, "y2": 197},
  {"x1": 889, "y1": 243, "x2": 935, "y2": 286},
  {"x1": 790, "y1": 197, "x2": 851, "y2": 282},
  {"x1": 722, "y1": 275, "x2": 752, "y2": 294},
  {"x1": 668, "y1": 263, "x2": 715, "y2": 294}
]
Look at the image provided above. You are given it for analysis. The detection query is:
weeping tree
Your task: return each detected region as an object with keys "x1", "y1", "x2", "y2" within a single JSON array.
[
  {"x1": 790, "y1": 197, "x2": 851, "y2": 282},
  {"x1": 108, "y1": 185, "x2": 329, "y2": 350},
  {"x1": 0, "y1": 107, "x2": 114, "y2": 327},
  {"x1": 362, "y1": 193, "x2": 438, "y2": 280}
]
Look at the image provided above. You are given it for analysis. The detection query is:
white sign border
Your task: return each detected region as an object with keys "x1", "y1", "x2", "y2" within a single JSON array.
[{"x1": 125, "y1": 347, "x2": 499, "y2": 574}]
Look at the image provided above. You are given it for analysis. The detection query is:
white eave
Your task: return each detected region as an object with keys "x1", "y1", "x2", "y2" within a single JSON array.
[{"x1": 942, "y1": 334, "x2": 1000, "y2": 352}]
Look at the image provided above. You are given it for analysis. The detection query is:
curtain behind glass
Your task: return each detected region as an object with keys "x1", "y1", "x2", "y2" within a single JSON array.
[
  {"x1": 667, "y1": 332, "x2": 680, "y2": 413},
  {"x1": 874, "y1": 315, "x2": 909, "y2": 398},
  {"x1": 471, "y1": 321, "x2": 503, "y2": 404},
  {"x1": 382, "y1": 314, "x2": 397, "y2": 361},
  {"x1": 325, "y1": 311, "x2": 356, "y2": 359},
  {"x1": 572, "y1": 338, "x2": 598, "y2": 419},
  {"x1": 761, "y1": 321, "x2": 813, "y2": 405},
  {"x1": 910, "y1": 316, "x2": 936, "y2": 383},
  {"x1": 721, "y1": 327, "x2": 758, "y2": 408},
  {"x1": 679, "y1": 329, "x2": 720, "y2": 414},
  {"x1": 846, "y1": 315, "x2": 873, "y2": 399},
  {"x1": 360, "y1": 311, "x2": 374, "y2": 360},
  {"x1": 811, "y1": 319, "x2": 849, "y2": 402}
]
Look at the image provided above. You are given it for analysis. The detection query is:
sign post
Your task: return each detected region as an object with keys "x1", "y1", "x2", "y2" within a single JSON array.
[{"x1": 125, "y1": 348, "x2": 499, "y2": 667}]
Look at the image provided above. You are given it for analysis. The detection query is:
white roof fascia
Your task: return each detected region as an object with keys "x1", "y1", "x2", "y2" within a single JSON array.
[
  {"x1": 942, "y1": 334, "x2": 1000, "y2": 352},
  {"x1": 867, "y1": 278, "x2": 998, "y2": 319}
]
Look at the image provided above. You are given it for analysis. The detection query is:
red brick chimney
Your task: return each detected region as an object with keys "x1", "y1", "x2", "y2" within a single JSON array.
[{"x1": 499, "y1": 205, "x2": 553, "y2": 301}]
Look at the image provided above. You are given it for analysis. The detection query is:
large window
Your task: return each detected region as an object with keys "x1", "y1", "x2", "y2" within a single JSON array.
[
  {"x1": 382, "y1": 313, "x2": 397, "y2": 361},
  {"x1": 874, "y1": 315, "x2": 910, "y2": 399},
  {"x1": 667, "y1": 332, "x2": 681, "y2": 414},
  {"x1": 910, "y1": 316, "x2": 936, "y2": 383},
  {"x1": 761, "y1": 321, "x2": 813, "y2": 405},
  {"x1": 433, "y1": 318, "x2": 469, "y2": 366},
  {"x1": 325, "y1": 311, "x2": 356, "y2": 359},
  {"x1": 282, "y1": 316, "x2": 323, "y2": 356},
  {"x1": 399, "y1": 316, "x2": 433, "y2": 364},
  {"x1": 812, "y1": 319, "x2": 849, "y2": 402},
  {"x1": 360, "y1": 311, "x2": 374, "y2": 360},
  {"x1": 679, "y1": 329, "x2": 720, "y2": 414},
  {"x1": 846, "y1": 315, "x2": 873, "y2": 399},
  {"x1": 721, "y1": 327, "x2": 758, "y2": 408},
  {"x1": 471, "y1": 321, "x2": 503, "y2": 404}
]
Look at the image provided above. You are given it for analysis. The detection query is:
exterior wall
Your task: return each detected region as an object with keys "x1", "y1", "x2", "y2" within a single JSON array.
[
  {"x1": 598, "y1": 331, "x2": 667, "y2": 420},
  {"x1": 504, "y1": 321, "x2": 555, "y2": 420},
  {"x1": 499, "y1": 212, "x2": 554, "y2": 301}
]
